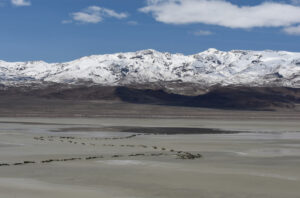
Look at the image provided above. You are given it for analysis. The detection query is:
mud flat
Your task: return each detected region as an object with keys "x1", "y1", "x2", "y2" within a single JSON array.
[{"x1": 0, "y1": 117, "x2": 300, "y2": 198}]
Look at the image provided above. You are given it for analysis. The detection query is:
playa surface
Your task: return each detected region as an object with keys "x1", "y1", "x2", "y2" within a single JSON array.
[{"x1": 0, "y1": 116, "x2": 300, "y2": 198}]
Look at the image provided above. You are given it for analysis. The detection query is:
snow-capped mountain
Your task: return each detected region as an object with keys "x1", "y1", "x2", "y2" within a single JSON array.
[{"x1": 1, "y1": 49, "x2": 300, "y2": 88}]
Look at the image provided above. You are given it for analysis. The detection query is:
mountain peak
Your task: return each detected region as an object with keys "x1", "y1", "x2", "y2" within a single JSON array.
[{"x1": 206, "y1": 48, "x2": 219, "y2": 53}]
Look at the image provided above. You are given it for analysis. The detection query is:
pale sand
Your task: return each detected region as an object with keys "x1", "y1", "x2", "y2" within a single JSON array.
[{"x1": 0, "y1": 117, "x2": 300, "y2": 198}]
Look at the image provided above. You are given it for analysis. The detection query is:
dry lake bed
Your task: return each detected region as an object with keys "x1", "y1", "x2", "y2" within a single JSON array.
[{"x1": 0, "y1": 117, "x2": 300, "y2": 198}]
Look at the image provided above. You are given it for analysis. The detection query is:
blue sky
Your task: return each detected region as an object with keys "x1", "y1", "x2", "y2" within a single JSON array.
[{"x1": 1, "y1": 0, "x2": 300, "y2": 62}]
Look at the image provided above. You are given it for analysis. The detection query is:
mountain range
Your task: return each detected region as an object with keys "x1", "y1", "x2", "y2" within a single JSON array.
[
  {"x1": 1, "y1": 49, "x2": 300, "y2": 111},
  {"x1": 1, "y1": 49, "x2": 300, "y2": 88}
]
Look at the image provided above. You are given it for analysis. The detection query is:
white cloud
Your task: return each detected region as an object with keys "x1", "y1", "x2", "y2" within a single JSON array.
[
  {"x1": 140, "y1": 0, "x2": 300, "y2": 29},
  {"x1": 69, "y1": 6, "x2": 128, "y2": 24},
  {"x1": 102, "y1": 8, "x2": 128, "y2": 19},
  {"x1": 283, "y1": 25, "x2": 300, "y2": 35},
  {"x1": 193, "y1": 30, "x2": 213, "y2": 36},
  {"x1": 72, "y1": 7, "x2": 102, "y2": 24},
  {"x1": 11, "y1": 0, "x2": 31, "y2": 6}
]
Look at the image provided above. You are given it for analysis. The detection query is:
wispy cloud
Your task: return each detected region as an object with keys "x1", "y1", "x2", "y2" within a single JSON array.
[
  {"x1": 140, "y1": 0, "x2": 300, "y2": 29},
  {"x1": 65, "y1": 6, "x2": 128, "y2": 24},
  {"x1": 11, "y1": 0, "x2": 31, "y2": 7},
  {"x1": 283, "y1": 25, "x2": 300, "y2": 35},
  {"x1": 193, "y1": 30, "x2": 213, "y2": 36},
  {"x1": 61, "y1": 20, "x2": 73, "y2": 24},
  {"x1": 72, "y1": 6, "x2": 102, "y2": 24},
  {"x1": 127, "y1": 21, "x2": 138, "y2": 25}
]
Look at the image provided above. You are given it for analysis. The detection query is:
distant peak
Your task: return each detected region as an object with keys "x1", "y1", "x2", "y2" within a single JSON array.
[
  {"x1": 206, "y1": 48, "x2": 219, "y2": 52},
  {"x1": 136, "y1": 49, "x2": 159, "y2": 55}
]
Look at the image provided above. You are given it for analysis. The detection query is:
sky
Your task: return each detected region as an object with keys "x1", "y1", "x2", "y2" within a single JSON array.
[{"x1": 1, "y1": 0, "x2": 300, "y2": 62}]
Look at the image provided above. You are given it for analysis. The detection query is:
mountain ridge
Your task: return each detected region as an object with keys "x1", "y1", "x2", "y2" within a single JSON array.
[{"x1": 1, "y1": 49, "x2": 300, "y2": 88}]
